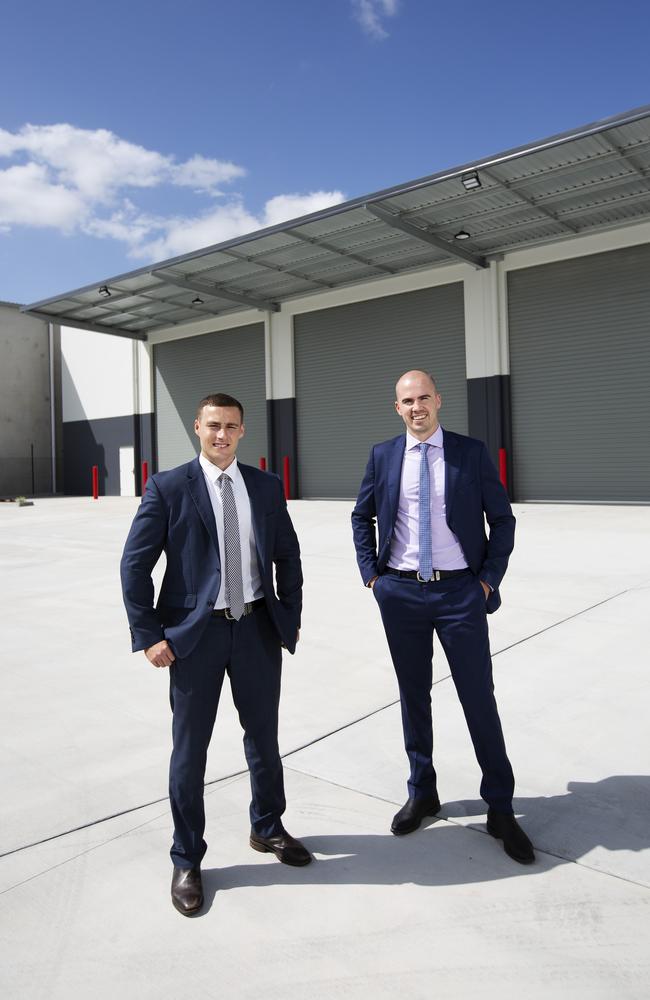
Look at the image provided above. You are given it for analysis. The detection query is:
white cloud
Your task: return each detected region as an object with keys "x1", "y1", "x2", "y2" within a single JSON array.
[
  {"x1": 114, "y1": 190, "x2": 346, "y2": 261},
  {"x1": 172, "y1": 154, "x2": 245, "y2": 194},
  {"x1": 352, "y1": 0, "x2": 400, "y2": 40},
  {"x1": 0, "y1": 122, "x2": 244, "y2": 237},
  {"x1": 0, "y1": 125, "x2": 166, "y2": 201},
  {"x1": 84, "y1": 201, "x2": 159, "y2": 248},
  {"x1": 0, "y1": 122, "x2": 345, "y2": 262},
  {"x1": 0, "y1": 161, "x2": 86, "y2": 230},
  {"x1": 263, "y1": 191, "x2": 343, "y2": 227},
  {"x1": 127, "y1": 202, "x2": 261, "y2": 261}
]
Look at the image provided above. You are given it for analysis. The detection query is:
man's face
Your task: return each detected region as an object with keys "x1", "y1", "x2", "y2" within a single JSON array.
[
  {"x1": 194, "y1": 405, "x2": 244, "y2": 469},
  {"x1": 394, "y1": 371, "x2": 441, "y2": 440}
]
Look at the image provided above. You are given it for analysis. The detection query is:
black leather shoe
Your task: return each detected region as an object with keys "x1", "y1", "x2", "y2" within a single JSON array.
[
  {"x1": 487, "y1": 809, "x2": 535, "y2": 864},
  {"x1": 250, "y1": 830, "x2": 312, "y2": 866},
  {"x1": 171, "y1": 866, "x2": 203, "y2": 915},
  {"x1": 391, "y1": 793, "x2": 441, "y2": 835}
]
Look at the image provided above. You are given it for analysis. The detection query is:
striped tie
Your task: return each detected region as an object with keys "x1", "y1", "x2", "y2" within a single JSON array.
[
  {"x1": 218, "y1": 473, "x2": 245, "y2": 620},
  {"x1": 418, "y1": 443, "x2": 433, "y2": 582}
]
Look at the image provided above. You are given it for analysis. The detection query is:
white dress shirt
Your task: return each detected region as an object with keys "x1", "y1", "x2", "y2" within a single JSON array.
[
  {"x1": 388, "y1": 426, "x2": 468, "y2": 572},
  {"x1": 199, "y1": 454, "x2": 263, "y2": 608}
]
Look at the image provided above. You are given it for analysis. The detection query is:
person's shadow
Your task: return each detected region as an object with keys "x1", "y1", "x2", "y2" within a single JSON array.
[
  {"x1": 195, "y1": 775, "x2": 650, "y2": 914},
  {"x1": 446, "y1": 774, "x2": 650, "y2": 858}
]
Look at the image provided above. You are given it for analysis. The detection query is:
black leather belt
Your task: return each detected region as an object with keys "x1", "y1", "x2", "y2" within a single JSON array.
[
  {"x1": 385, "y1": 567, "x2": 470, "y2": 582},
  {"x1": 212, "y1": 597, "x2": 265, "y2": 619}
]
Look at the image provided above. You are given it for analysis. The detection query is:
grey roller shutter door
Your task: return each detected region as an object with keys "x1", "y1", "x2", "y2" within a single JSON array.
[
  {"x1": 508, "y1": 243, "x2": 650, "y2": 502},
  {"x1": 154, "y1": 324, "x2": 266, "y2": 472},
  {"x1": 295, "y1": 283, "x2": 467, "y2": 498}
]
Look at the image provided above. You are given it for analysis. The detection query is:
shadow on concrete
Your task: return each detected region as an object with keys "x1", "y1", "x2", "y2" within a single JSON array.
[
  {"x1": 195, "y1": 826, "x2": 545, "y2": 914},
  {"x1": 448, "y1": 775, "x2": 650, "y2": 857},
  {"x1": 190, "y1": 775, "x2": 650, "y2": 914}
]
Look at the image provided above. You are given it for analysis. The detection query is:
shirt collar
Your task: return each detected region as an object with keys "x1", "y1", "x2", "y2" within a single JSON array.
[
  {"x1": 199, "y1": 453, "x2": 239, "y2": 484},
  {"x1": 406, "y1": 425, "x2": 443, "y2": 451}
]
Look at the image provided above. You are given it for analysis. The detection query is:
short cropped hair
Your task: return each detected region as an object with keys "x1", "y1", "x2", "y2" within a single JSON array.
[{"x1": 196, "y1": 393, "x2": 244, "y2": 421}]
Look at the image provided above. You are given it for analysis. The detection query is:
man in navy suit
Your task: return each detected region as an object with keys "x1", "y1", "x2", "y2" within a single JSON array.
[
  {"x1": 352, "y1": 370, "x2": 534, "y2": 864},
  {"x1": 121, "y1": 392, "x2": 311, "y2": 916}
]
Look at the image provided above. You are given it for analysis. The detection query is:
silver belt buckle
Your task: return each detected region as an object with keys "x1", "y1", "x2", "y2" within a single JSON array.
[
  {"x1": 224, "y1": 607, "x2": 236, "y2": 620},
  {"x1": 416, "y1": 570, "x2": 441, "y2": 582}
]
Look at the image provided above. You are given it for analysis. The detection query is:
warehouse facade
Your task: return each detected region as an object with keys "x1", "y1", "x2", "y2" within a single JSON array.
[{"x1": 22, "y1": 105, "x2": 650, "y2": 503}]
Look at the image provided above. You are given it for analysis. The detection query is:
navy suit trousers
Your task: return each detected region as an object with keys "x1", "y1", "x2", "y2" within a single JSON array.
[
  {"x1": 373, "y1": 570, "x2": 515, "y2": 814},
  {"x1": 168, "y1": 606, "x2": 285, "y2": 869}
]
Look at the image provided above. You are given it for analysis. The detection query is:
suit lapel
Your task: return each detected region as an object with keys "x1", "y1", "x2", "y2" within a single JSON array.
[
  {"x1": 387, "y1": 435, "x2": 405, "y2": 525},
  {"x1": 186, "y1": 458, "x2": 220, "y2": 559},
  {"x1": 239, "y1": 464, "x2": 267, "y2": 571},
  {"x1": 443, "y1": 429, "x2": 462, "y2": 519}
]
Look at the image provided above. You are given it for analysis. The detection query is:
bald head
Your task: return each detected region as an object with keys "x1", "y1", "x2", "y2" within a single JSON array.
[
  {"x1": 395, "y1": 370, "x2": 438, "y2": 397},
  {"x1": 394, "y1": 370, "x2": 441, "y2": 440}
]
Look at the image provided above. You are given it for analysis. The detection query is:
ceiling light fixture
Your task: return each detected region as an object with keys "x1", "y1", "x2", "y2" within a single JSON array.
[
  {"x1": 98, "y1": 285, "x2": 111, "y2": 298},
  {"x1": 192, "y1": 296, "x2": 204, "y2": 306},
  {"x1": 461, "y1": 170, "x2": 481, "y2": 191},
  {"x1": 454, "y1": 229, "x2": 471, "y2": 240}
]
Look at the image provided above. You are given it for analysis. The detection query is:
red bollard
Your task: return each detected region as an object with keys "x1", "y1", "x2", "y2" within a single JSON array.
[
  {"x1": 283, "y1": 455, "x2": 291, "y2": 500},
  {"x1": 141, "y1": 460, "x2": 149, "y2": 493},
  {"x1": 92, "y1": 465, "x2": 99, "y2": 500},
  {"x1": 498, "y1": 448, "x2": 508, "y2": 491},
  {"x1": 259, "y1": 457, "x2": 267, "y2": 471}
]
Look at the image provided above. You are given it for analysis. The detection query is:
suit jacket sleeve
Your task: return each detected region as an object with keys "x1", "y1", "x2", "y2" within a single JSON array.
[
  {"x1": 271, "y1": 477, "x2": 303, "y2": 628},
  {"x1": 120, "y1": 477, "x2": 168, "y2": 652},
  {"x1": 478, "y1": 442, "x2": 516, "y2": 593},
  {"x1": 351, "y1": 446, "x2": 379, "y2": 586}
]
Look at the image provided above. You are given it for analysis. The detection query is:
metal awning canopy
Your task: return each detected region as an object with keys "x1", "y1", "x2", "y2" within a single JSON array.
[{"x1": 22, "y1": 104, "x2": 650, "y2": 341}]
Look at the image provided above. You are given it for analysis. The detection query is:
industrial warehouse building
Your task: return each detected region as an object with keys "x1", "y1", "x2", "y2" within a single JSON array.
[{"x1": 11, "y1": 104, "x2": 650, "y2": 504}]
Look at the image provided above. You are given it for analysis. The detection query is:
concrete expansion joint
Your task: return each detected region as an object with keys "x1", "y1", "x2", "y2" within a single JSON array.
[{"x1": 0, "y1": 587, "x2": 633, "y2": 865}]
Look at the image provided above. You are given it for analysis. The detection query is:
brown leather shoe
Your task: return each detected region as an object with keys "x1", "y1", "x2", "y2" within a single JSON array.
[
  {"x1": 171, "y1": 866, "x2": 203, "y2": 915},
  {"x1": 250, "y1": 830, "x2": 312, "y2": 866}
]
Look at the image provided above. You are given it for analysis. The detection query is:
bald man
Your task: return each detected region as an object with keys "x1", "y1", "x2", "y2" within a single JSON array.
[{"x1": 351, "y1": 370, "x2": 534, "y2": 864}]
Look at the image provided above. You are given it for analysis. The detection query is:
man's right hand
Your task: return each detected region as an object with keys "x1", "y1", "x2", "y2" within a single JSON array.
[
  {"x1": 368, "y1": 576, "x2": 379, "y2": 589},
  {"x1": 145, "y1": 640, "x2": 176, "y2": 668}
]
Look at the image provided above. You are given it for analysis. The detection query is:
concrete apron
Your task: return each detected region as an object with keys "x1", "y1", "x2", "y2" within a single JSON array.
[{"x1": 1, "y1": 498, "x2": 649, "y2": 998}]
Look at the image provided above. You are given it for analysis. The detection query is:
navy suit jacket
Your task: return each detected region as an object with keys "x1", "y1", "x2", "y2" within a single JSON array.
[
  {"x1": 351, "y1": 429, "x2": 515, "y2": 614},
  {"x1": 120, "y1": 458, "x2": 303, "y2": 658}
]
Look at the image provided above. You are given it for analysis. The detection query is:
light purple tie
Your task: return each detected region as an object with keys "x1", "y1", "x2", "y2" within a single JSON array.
[{"x1": 418, "y1": 443, "x2": 433, "y2": 582}]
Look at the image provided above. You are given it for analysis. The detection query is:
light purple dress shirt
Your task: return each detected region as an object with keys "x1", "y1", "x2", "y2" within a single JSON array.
[{"x1": 388, "y1": 426, "x2": 468, "y2": 572}]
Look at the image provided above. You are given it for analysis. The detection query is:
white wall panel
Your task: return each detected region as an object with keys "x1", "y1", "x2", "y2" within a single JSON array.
[{"x1": 61, "y1": 327, "x2": 134, "y2": 422}]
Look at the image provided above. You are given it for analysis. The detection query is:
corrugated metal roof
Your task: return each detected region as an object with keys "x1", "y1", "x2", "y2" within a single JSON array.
[{"x1": 22, "y1": 104, "x2": 650, "y2": 341}]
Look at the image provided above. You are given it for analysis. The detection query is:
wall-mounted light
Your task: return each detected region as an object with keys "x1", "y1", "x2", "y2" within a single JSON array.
[
  {"x1": 461, "y1": 170, "x2": 481, "y2": 191},
  {"x1": 454, "y1": 229, "x2": 471, "y2": 240},
  {"x1": 98, "y1": 285, "x2": 111, "y2": 298},
  {"x1": 192, "y1": 296, "x2": 204, "y2": 306}
]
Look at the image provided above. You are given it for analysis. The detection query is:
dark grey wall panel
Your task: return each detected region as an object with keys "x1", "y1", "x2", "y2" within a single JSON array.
[
  {"x1": 134, "y1": 412, "x2": 156, "y2": 493},
  {"x1": 294, "y1": 284, "x2": 467, "y2": 498},
  {"x1": 154, "y1": 325, "x2": 266, "y2": 473},
  {"x1": 266, "y1": 397, "x2": 298, "y2": 497},
  {"x1": 467, "y1": 374, "x2": 513, "y2": 493},
  {"x1": 63, "y1": 413, "x2": 139, "y2": 496},
  {"x1": 508, "y1": 243, "x2": 650, "y2": 502}
]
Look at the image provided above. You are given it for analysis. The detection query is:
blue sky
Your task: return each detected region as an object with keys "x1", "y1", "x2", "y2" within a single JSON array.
[{"x1": 1, "y1": 0, "x2": 649, "y2": 304}]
